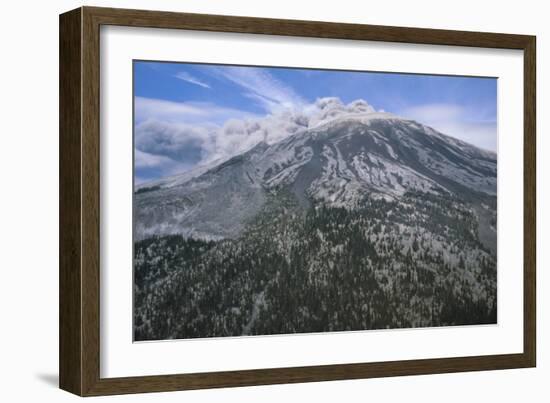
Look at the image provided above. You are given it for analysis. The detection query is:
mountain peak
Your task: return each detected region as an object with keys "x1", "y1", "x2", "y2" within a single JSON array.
[
  {"x1": 135, "y1": 113, "x2": 496, "y2": 241},
  {"x1": 310, "y1": 111, "x2": 404, "y2": 132}
]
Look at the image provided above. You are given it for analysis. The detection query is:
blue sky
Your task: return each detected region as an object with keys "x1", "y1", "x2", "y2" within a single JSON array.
[{"x1": 134, "y1": 61, "x2": 497, "y2": 184}]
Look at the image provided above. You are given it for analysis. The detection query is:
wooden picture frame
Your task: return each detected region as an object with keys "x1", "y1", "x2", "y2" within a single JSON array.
[{"x1": 59, "y1": 6, "x2": 536, "y2": 396}]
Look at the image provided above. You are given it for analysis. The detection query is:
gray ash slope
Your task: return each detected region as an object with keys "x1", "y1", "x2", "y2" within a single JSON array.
[
  {"x1": 135, "y1": 112, "x2": 496, "y2": 244},
  {"x1": 134, "y1": 111, "x2": 497, "y2": 341}
]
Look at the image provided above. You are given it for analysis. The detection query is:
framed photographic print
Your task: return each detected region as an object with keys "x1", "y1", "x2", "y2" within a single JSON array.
[{"x1": 59, "y1": 6, "x2": 536, "y2": 396}]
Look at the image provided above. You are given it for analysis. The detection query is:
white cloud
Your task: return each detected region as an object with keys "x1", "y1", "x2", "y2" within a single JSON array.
[
  {"x1": 135, "y1": 97, "x2": 207, "y2": 122},
  {"x1": 135, "y1": 120, "x2": 214, "y2": 163},
  {"x1": 134, "y1": 149, "x2": 195, "y2": 182},
  {"x1": 400, "y1": 103, "x2": 497, "y2": 152},
  {"x1": 174, "y1": 71, "x2": 211, "y2": 89},
  {"x1": 209, "y1": 66, "x2": 305, "y2": 112},
  {"x1": 134, "y1": 96, "x2": 257, "y2": 125},
  {"x1": 134, "y1": 149, "x2": 178, "y2": 169},
  {"x1": 135, "y1": 97, "x2": 383, "y2": 183},
  {"x1": 400, "y1": 104, "x2": 463, "y2": 122},
  {"x1": 135, "y1": 97, "x2": 497, "y2": 185},
  {"x1": 135, "y1": 72, "x2": 379, "y2": 181},
  {"x1": 423, "y1": 121, "x2": 497, "y2": 152}
]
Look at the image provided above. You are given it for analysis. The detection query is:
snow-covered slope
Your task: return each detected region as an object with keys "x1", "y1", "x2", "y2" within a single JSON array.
[{"x1": 134, "y1": 109, "x2": 496, "y2": 241}]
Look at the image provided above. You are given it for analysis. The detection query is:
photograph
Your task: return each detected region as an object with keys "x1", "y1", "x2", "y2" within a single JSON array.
[{"x1": 132, "y1": 61, "x2": 498, "y2": 341}]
